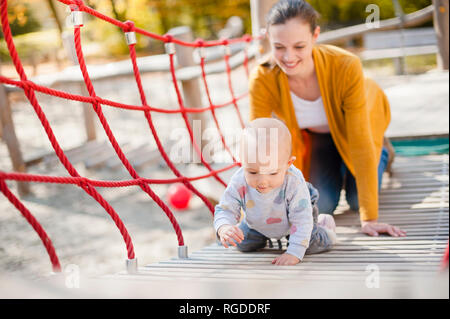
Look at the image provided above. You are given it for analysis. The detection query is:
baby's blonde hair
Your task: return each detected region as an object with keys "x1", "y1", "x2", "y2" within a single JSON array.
[{"x1": 240, "y1": 118, "x2": 292, "y2": 164}]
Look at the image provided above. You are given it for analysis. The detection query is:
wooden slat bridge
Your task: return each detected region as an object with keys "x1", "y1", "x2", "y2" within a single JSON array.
[{"x1": 110, "y1": 154, "x2": 449, "y2": 298}]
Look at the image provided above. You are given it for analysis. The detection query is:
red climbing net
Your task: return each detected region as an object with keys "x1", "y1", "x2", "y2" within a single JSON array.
[{"x1": 0, "y1": 0, "x2": 258, "y2": 273}]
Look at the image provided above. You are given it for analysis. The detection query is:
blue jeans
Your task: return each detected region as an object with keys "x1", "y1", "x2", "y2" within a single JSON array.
[
  {"x1": 233, "y1": 183, "x2": 334, "y2": 255},
  {"x1": 308, "y1": 132, "x2": 389, "y2": 214},
  {"x1": 236, "y1": 220, "x2": 333, "y2": 255}
]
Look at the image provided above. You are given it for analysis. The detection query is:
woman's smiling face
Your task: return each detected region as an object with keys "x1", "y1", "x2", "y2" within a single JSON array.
[{"x1": 267, "y1": 18, "x2": 320, "y2": 77}]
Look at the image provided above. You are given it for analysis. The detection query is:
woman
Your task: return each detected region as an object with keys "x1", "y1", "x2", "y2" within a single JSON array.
[{"x1": 249, "y1": 0, "x2": 406, "y2": 237}]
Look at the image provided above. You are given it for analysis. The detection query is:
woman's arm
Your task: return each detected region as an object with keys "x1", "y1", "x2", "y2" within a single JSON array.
[
  {"x1": 249, "y1": 66, "x2": 277, "y2": 120},
  {"x1": 341, "y1": 58, "x2": 406, "y2": 237},
  {"x1": 341, "y1": 57, "x2": 379, "y2": 221}
]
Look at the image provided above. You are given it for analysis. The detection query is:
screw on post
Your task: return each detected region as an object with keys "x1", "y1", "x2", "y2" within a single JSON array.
[
  {"x1": 125, "y1": 32, "x2": 137, "y2": 45},
  {"x1": 124, "y1": 20, "x2": 137, "y2": 45},
  {"x1": 69, "y1": 6, "x2": 83, "y2": 28}
]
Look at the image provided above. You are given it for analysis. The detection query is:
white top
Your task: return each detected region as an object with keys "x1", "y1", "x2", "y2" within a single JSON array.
[
  {"x1": 214, "y1": 165, "x2": 314, "y2": 260},
  {"x1": 290, "y1": 91, "x2": 330, "y2": 133}
]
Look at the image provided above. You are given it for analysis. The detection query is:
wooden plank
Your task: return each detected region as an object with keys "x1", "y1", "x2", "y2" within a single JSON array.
[
  {"x1": 190, "y1": 252, "x2": 443, "y2": 259},
  {"x1": 145, "y1": 263, "x2": 439, "y2": 271},
  {"x1": 43, "y1": 140, "x2": 108, "y2": 167},
  {"x1": 379, "y1": 194, "x2": 448, "y2": 201},
  {"x1": 202, "y1": 244, "x2": 447, "y2": 252},
  {"x1": 106, "y1": 143, "x2": 152, "y2": 169},
  {"x1": 112, "y1": 272, "x2": 435, "y2": 284},
  {"x1": 380, "y1": 187, "x2": 448, "y2": 195},
  {"x1": 335, "y1": 220, "x2": 448, "y2": 227},
  {"x1": 83, "y1": 143, "x2": 131, "y2": 169},
  {"x1": 433, "y1": 0, "x2": 450, "y2": 70},
  {"x1": 377, "y1": 199, "x2": 447, "y2": 206},
  {"x1": 158, "y1": 258, "x2": 441, "y2": 265},
  {"x1": 336, "y1": 236, "x2": 448, "y2": 242},
  {"x1": 136, "y1": 267, "x2": 440, "y2": 279},
  {"x1": 317, "y1": 5, "x2": 434, "y2": 44},
  {"x1": 193, "y1": 249, "x2": 445, "y2": 256},
  {"x1": 0, "y1": 72, "x2": 30, "y2": 196},
  {"x1": 380, "y1": 181, "x2": 447, "y2": 188},
  {"x1": 336, "y1": 212, "x2": 448, "y2": 220},
  {"x1": 377, "y1": 203, "x2": 448, "y2": 209},
  {"x1": 126, "y1": 269, "x2": 437, "y2": 281},
  {"x1": 361, "y1": 45, "x2": 438, "y2": 61}
]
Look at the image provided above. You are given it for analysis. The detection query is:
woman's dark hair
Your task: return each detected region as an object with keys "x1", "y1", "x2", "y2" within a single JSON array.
[{"x1": 266, "y1": 0, "x2": 319, "y2": 33}]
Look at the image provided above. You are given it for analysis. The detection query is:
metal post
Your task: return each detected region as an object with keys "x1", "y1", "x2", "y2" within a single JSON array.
[
  {"x1": 167, "y1": 26, "x2": 207, "y2": 164},
  {"x1": 433, "y1": 0, "x2": 449, "y2": 70},
  {"x1": 392, "y1": 0, "x2": 407, "y2": 75},
  {"x1": 0, "y1": 63, "x2": 30, "y2": 197},
  {"x1": 61, "y1": 31, "x2": 97, "y2": 142},
  {"x1": 250, "y1": 0, "x2": 278, "y2": 56},
  {"x1": 126, "y1": 258, "x2": 138, "y2": 274}
]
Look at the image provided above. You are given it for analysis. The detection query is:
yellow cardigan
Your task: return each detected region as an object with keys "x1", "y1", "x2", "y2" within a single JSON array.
[{"x1": 249, "y1": 44, "x2": 391, "y2": 221}]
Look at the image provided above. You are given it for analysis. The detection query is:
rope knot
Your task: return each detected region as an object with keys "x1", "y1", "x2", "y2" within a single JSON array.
[
  {"x1": 123, "y1": 20, "x2": 135, "y2": 32},
  {"x1": 76, "y1": 177, "x2": 89, "y2": 188},
  {"x1": 93, "y1": 95, "x2": 102, "y2": 105},
  {"x1": 195, "y1": 38, "x2": 204, "y2": 47},
  {"x1": 163, "y1": 34, "x2": 173, "y2": 43},
  {"x1": 21, "y1": 80, "x2": 32, "y2": 93},
  {"x1": 70, "y1": 0, "x2": 83, "y2": 11}
]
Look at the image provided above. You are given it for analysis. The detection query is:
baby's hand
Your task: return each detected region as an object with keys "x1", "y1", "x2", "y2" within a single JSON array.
[
  {"x1": 272, "y1": 253, "x2": 300, "y2": 265},
  {"x1": 218, "y1": 224, "x2": 244, "y2": 248}
]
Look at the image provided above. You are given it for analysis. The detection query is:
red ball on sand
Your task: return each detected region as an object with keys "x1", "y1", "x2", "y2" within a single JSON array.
[{"x1": 167, "y1": 183, "x2": 192, "y2": 210}]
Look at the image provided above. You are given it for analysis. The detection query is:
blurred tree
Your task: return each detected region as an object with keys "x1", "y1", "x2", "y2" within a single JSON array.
[
  {"x1": 0, "y1": 0, "x2": 41, "y2": 38},
  {"x1": 307, "y1": 0, "x2": 432, "y2": 30}
]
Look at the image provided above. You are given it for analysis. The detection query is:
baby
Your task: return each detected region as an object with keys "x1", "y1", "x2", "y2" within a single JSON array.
[{"x1": 214, "y1": 118, "x2": 336, "y2": 265}]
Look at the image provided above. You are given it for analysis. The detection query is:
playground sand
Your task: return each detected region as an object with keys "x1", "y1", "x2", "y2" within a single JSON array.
[{"x1": 0, "y1": 68, "x2": 249, "y2": 280}]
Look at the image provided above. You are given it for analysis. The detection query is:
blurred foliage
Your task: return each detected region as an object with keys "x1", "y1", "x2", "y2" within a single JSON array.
[
  {"x1": 81, "y1": 0, "x2": 252, "y2": 56},
  {"x1": 0, "y1": 0, "x2": 434, "y2": 59},
  {"x1": 0, "y1": 29, "x2": 60, "y2": 62},
  {"x1": 0, "y1": 0, "x2": 41, "y2": 39},
  {"x1": 307, "y1": 0, "x2": 432, "y2": 30},
  {"x1": 82, "y1": 0, "x2": 432, "y2": 56},
  {"x1": 362, "y1": 54, "x2": 437, "y2": 75}
]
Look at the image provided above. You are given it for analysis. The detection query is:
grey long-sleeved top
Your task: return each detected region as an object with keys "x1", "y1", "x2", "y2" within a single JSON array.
[{"x1": 214, "y1": 165, "x2": 314, "y2": 260}]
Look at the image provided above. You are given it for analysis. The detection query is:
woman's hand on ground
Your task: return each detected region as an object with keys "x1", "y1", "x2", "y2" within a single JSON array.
[
  {"x1": 218, "y1": 224, "x2": 244, "y2": 248},
  {"x1": 272, "y1": 253, "x2": 300, "y2": 265},
  {"x1": 361, "y1": 220, "x2": 407, "y2": 237}
]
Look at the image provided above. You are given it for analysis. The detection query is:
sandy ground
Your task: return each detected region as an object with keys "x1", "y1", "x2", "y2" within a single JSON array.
[{"x1": 0, "y1": 64, "x2": 250, "y2": 280}]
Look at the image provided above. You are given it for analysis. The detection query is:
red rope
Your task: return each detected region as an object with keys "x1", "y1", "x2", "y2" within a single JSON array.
[
  {"x1": 73, "y1": 25, "x2": 185, "y2": 246},
  {"x1": 126, "y1": 30, "x2": 215, "y2": 212},
  {"x1": 57, "y1": 0, "x2": 258, "y2": 47},
  {"x1": 0, "y1": 75, "x2": 247, "y2": 114},
  {"x1": 0, "y1": 163, "x2": 239, "y2": 186},
  {"x1": 199, "y1": 50, "x2": 239, "y2": 164},
  {"x1": 167, "y1": 50, "x2": 228, "y2": 187},
  {"x1": 222, "y1": 44, "x2": 245, "y2": 129},
  {"x1": 1, "y1": 0, "x2": 136, "y2": 261},
  {"x1": 0, "y1": 0, "x2": 257, "y2": 271},
  {"x1": 0, "y1": 179, "x2": 61, "y2": 272}
]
